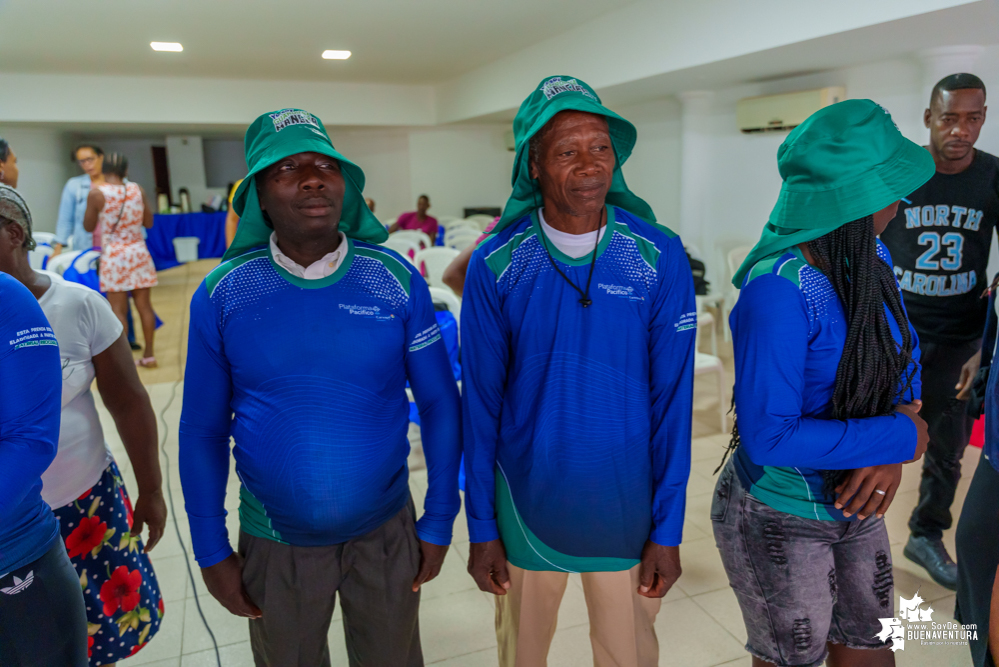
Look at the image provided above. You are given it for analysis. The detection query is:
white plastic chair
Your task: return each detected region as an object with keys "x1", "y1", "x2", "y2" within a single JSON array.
[
  {"x1": 445, "y1": 228, "x2": 482, "y2": 251},
  {"x1": 382, "y1": 236, "x2": 421, "y2": 263},
  {"x1": 437, "y1": 216, "x2": 459, "y2": 226},
  {"x1": 45, "y1": 250, "x2": 84, "y2": 276},
  {"x1": 391, "y1": 229, "x2": 433, "y2": 250},
  {"x1": 382, "y1": 217, "x2": 398, "y2": 228},
  {"x1": 32, "y1": 232, "x2": 57, "y2": 247},
  {"x1": 414, "y1": 247, "x2": 460, "y2": 288},
  {"x1": 27, "y1": 244, "x2": 54, "y2": 270},
  {"x1": 445, "y1": 221, "x2": 480, "y2": 238},
  {"x1": 723, "y1": 245, "x2": 753, "y2": 342},
  {"x1": 428, "y1": 287, "x2": 461, "y2": 330},
  {"x1": 696, "y1": 295, "x2": 718, "y2": 357},
  {"x1": 694, "y1": 352, "x2": 727, "y2": 433},
  {"x1": 465, "y1": 214, "x2": 496, "y2": 227}
]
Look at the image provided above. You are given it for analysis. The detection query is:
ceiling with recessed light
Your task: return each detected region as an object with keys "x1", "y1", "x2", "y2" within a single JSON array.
[{"x1": 0, "y1": 0, "x2": 639, "y2": 84}]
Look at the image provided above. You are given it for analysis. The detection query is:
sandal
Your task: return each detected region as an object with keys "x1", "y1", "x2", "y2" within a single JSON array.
[{"x1": 136, "y1": 357, "x2": 158, "y2": 369}]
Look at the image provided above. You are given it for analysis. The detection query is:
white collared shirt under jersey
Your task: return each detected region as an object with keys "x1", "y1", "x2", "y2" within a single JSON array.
[{"x1": 269, "y1": 231, "x2": 349, "y2": 279}]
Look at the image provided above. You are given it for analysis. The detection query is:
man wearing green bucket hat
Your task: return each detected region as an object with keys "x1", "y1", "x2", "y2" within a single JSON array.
[
  {"x1": 179, "y1": 109, "x2": 462, "y2": 666},
  {"x1": 462, "y1": 76, "x2": 696, "y2": 666},
  {"x1": 715, "y1": 99, "x2": 931, "y2": 666}
]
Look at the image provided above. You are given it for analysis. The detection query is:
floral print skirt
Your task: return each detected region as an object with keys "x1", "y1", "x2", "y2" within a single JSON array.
[{"x1": 53, "y1": 460, "x2": 164, "y2": 666}]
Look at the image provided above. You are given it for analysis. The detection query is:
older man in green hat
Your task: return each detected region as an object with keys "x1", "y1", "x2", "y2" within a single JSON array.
[
  {"x1": 179, "y1": 108, "x2": 462, "y2": 666},
  {"x1": 462, "y1": 77, "x2": 697, "y2": 666}
]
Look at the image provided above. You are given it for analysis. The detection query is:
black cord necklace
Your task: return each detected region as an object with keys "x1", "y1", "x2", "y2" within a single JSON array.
[{"x1": 538, "y1": 211, "x2": 604, "y2": 308}]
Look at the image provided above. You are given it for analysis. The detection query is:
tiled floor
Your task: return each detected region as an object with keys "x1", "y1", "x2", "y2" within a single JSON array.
[{"x1": 105, "y1": 261, "x2": 977, "y2": 666}]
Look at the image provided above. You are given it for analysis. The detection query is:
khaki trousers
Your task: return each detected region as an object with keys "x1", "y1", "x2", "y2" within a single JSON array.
[{"x1": 496, "y1": 563, "x2": 661, "y2": 667}]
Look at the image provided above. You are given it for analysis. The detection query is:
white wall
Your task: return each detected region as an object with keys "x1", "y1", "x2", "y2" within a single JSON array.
[
  {"x1": 203, "y1": 139, "x2": 246, "y2": 190},
  {"x1": 615, "y1": 48, "x2": 999, "y2": 291},
  {"x1": 0, "y1": 126, "x2": 73, "y2": 233},
  {"x1": 166, "y1": 135, "x2": 225, "y2": 209},
  {"x1": 618, "y1": 98, "x2": 683, "y2": 235},
  {"x1": 330, "y1": 128, "x2": 412, "y2": 222},
  {"x1": 407, "y1": 125, "x2": 514, "y2": 219}
]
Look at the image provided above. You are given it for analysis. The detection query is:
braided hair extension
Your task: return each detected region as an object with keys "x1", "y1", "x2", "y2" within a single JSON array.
[{"x1": 716, "y1": 216, "x2": 916, "y2": 495}]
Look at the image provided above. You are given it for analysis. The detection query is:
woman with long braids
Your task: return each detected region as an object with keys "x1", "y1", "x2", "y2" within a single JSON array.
[{"x1": 712, "y1": 99, "x2": 932, "y2": 667}]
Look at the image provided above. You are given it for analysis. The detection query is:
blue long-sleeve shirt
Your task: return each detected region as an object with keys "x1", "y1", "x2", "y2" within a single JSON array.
[
  {"x1": 462, "y1": 207, "x2": 696, "y2": 572},
  {"x1": 0, "y1": 274, "x2": 62, "y2": 574},
  {"x1": 179, "y1": 240, "x2": 462, "y2": 568},
  {"x1": 55, "y1": 174, "x2": 94, "y2": 250},
  {"x1": 731, "y1": 241, "x2": 921, "y2": 521}
]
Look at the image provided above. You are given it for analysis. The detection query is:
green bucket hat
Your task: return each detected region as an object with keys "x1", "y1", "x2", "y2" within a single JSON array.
[
  {"x1": 732, "y1": 98, "x2": 935, "y2": 287},
  {"x1": 494, "y1": 75, "x2": 655, "y2": 233},
  {"x1": 224, "y1": 108, "x2": 387, "y2": 261}
]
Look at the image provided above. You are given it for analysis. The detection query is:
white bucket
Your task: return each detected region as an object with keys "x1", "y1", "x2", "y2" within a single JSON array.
[{"x1": 173, "y1": 236, "x2": 200, "y2": 263}]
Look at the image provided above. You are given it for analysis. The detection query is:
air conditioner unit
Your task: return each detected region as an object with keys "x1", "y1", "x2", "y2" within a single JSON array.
[{"x1": 737, "y1": 87, "x2": 846, "y2": 134}]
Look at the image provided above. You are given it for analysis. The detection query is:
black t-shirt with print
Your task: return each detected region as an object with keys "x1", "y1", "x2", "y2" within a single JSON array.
[{"x1": 880, "y1": 149, "x2": 999, "y2": 344}]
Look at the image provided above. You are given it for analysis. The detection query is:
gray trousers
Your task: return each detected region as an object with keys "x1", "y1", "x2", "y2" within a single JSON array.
[{"x1": 239, "y1": 498, "x2": 424, "y2": 667}]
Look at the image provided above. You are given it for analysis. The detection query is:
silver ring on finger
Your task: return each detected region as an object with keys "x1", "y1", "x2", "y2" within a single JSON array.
[{"x1": 874, "y1": 489, "x2": 887, "y2": 495}]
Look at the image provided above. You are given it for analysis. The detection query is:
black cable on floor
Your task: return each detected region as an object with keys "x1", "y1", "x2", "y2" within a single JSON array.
[{"x1": 155, "y1": 261, "x2": 222, "y2": 667}]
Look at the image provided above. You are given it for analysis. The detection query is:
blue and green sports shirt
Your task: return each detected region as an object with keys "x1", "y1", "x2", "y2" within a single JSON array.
[
  {"x1": 179, "y1": 239, "x2": 462, "y2": 568},
  {"x1": 462, "y1": 207, "x2": 696, "y2": 572},
  {"x1": 731, "y1": 240, "x2": 921, "y2": 521}
]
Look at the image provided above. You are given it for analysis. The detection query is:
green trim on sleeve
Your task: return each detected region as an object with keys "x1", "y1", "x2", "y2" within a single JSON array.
[
  {"x1": 205, "y1": 248, "x2": 270, "y2": 297},
  {"x1": 354, "y1": 245, "x2": 412, "y2": 295},
  {"x1": 483, "y1": 225, "x2": 538, "y2": 280}
]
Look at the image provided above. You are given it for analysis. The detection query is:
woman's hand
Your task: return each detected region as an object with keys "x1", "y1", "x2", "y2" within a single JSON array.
[
  {"x1": 956, "y1": 349, "x2": 983, "y2": 401},
  {"x1": 834, "y1": 463, "x2": 903, "y2": 520},
  {"x1": 895, "y1": 400, "x2": 929, "y2": 463}
]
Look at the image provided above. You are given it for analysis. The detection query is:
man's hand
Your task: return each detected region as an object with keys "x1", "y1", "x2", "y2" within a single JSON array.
[
  {"x1": 834, "y1": 463, "x2": 903, "y2": 519},
  {"x1": 896, "y1": 401, "x2": 929, "y2": 463},
  {"x1": 132, "y1": 489, "x2": 167, "y2": 552},
  {"x1": 638, "y1": 542, "x2": 681, "y2": 598},
  {"x1": 956, "y1": 350, "x2": 982, "y2": 401},
  {"x1": 468, "y1": 539, "x2": 511, "y2": 596},
  {"x1": 201, "y1": 553, "x2": 262, "y2": 618},
  {"x1": 50, "y1": 242, "x2": 62, "y2": 257},
  {"x1": 412, "y1": 540, "x2": 449, "y2": 592}
]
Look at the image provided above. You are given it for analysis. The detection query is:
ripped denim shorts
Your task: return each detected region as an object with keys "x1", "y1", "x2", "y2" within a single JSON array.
[{"x1": 711, "y1": 458, "x2": 895, "y2": 667}]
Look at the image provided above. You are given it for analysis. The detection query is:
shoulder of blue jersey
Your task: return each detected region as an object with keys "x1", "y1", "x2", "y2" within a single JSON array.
[
  {"x1": 479, "y1": 215, "x2": 537, "y2": 280},
  {"x1": 743, "y1": 251, "x2": 807, "y2": 289},
  {"x1": 610, "y1": 207, "x2": 680, "y2": 270},
  {"x1": 204, "y1": 247, "x2": 270, "y2": 297},
  {"x1": 352, "y1": 240, "x2": 415, "y2": 296}
]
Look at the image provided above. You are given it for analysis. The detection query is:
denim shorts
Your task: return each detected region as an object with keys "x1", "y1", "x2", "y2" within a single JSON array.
[{"x1": 711, "y1": 459, "x2": 894, "y2": 667}]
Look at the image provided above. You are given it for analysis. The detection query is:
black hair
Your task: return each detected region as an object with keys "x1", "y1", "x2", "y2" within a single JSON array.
[
  {"x1": 71, "y1": 143, "x2": 104, "y2": 162},
  {"x1": 418, "y1": 194, "x2": 430, "y2": 202},
  {"x1": 717, "y1": 216, "x2": 916, "y2": 494},
  {"x1": 102, "y1": 152, "x2": 128, "y2": 178},
  {"x1": 0, "y1": 137, "x2": 10, "y2": 163},
  {"x1": 931, "y1": 73, "x2": 987, "y2": 108}
]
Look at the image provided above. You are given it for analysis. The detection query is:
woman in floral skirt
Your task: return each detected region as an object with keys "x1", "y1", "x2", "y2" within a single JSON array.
[{"x1": 0, "y1": 183, "x2": 167, "y2": 666}]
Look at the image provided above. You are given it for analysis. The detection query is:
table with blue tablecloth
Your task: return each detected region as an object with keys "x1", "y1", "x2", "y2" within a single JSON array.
[{"x1": 146, "y1": 211, "x2": 228, "y2": 271}]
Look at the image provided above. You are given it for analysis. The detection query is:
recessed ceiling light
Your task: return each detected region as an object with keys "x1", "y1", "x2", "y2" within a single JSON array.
[
  {"x1": 322, "y1": 50, "x2": 351, "y2": 60},
  {"x1": 151, "y1": 42, "x2": 183, "y2": 52}
]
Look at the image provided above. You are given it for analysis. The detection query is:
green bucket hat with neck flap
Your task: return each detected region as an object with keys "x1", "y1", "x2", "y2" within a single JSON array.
[
  {"x1": 732, "y1": 98, "x2": 935, "y2": 287},
  {"x1": 224, "y1": 108, "x2": 387, "y2": 261},
  {"x1": 494, "y1": 75, "x2": 655, "y2": 234}
]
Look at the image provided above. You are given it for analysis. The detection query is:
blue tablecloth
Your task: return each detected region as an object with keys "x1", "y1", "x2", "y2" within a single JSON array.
[{"x1": 147, "y1": 211, "x2": 227, "y2": 271}]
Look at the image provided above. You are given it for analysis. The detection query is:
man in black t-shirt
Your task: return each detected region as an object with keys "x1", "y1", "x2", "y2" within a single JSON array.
[{"x1": 881, "y1": 73, "x2": 996, "y2": 591}]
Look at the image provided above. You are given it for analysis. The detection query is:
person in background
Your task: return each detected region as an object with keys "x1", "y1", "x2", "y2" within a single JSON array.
[
  {"x1": 718, "y1": 100, "x2": 930, "y2": 667},
  {"x1": 880, "y1": 73, "x2": 997, "y2": 590},
  {"x1": 462, "y1": 76, "x2": 695, "y2": 667},
  {"x1": 365, "y1": 196, "x2": 376, "y2": 212},
  {"x1": 225, "y1": 178, "x2": 244, "y2": 247},
  {"x1": 83, "y1": 153, "x2": 159, "y2": 368},
  {"x1": 179, "y1": 108, "x2": 461, "y2": 666},
  {"x1": 0, "y1": 193, "x2": 88, "y2": 665},
  {"x1": 441, "y1": 218, "x2": 497, "y2": 296},
  {"x1": 956, "y1": 272, "x2": 999, "y2": 667},
  {"x1": 53, "y1": 143, "x2": 105, "y2": 256},
  {"x1": 389, "y1": 194, "x2": 438, "y2": 238},
  {"x1": 0, "y1": 136, "x2": 19, "y2": 187},
  {"x1": 0, "y1": 183, "x2": 166, "y2": 666}
]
